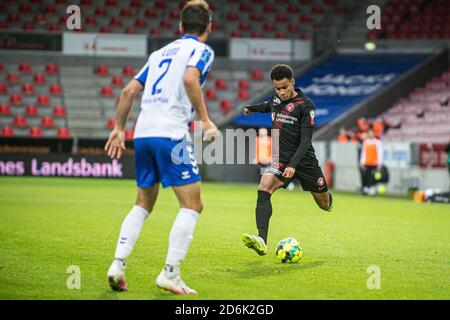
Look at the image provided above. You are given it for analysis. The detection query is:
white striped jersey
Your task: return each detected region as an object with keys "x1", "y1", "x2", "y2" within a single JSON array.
[{"x1": 133, "y1": 35, "x2": 214, "y2": 140}]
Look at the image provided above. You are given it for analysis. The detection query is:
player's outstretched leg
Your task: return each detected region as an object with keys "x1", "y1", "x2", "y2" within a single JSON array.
[
  {"x1": 242, "y1": 233, "x2": 267, "y2": 256},
  {"x1": 107, "y1": 185, "x2": 158, "y2": 292}
]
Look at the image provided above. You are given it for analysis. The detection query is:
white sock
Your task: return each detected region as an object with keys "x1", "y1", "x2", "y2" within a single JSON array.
[
  {"x1": 164, "y1": 208, "x2": 200, "y2": 278},
  {"x1": 114, "y1": 205, "x2": 149, "y2": 261}
]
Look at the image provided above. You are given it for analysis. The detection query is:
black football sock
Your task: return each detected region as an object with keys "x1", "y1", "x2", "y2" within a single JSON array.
[{"x1": 256, "y1": 190, "x2": 272, "y2": 244}]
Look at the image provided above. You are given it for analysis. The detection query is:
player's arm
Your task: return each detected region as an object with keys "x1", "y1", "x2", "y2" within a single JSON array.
[
  {"x1": 244, "y1": 101, "x2": 272, "y2": 115},
  {"x1": 184, "y1": 66, "x2": 219, "y2": 140},
  {"x1": 105, "y1": 79, "x2": 143, "y2": 159}
]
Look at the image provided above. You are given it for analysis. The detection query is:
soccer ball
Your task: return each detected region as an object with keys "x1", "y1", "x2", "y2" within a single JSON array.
[{"x1": 276, "y1": 237, "x2": 303, "y2": 263}]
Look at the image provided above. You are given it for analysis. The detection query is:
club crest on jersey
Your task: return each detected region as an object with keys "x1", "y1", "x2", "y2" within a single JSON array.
[
  {"x1": 317, "y1": 177, "x2": 324, "y2": 186},
  {"x1": 286, "y1": 103, "x2": 295, "y2": 112},
  {"x1": 309, "y1": 109, "x2": 315, "y2": 125},
  {"x1": 273, "y1": 97, "x2": 281, "y2": 105}
]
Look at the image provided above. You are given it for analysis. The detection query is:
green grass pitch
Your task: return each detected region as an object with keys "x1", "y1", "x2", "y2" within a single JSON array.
[{"x1": 0, "y1": 177, "x2": 449, "y2": 300}]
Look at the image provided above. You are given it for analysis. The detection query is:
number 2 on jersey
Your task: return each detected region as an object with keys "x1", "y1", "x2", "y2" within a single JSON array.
[{"x1": 152, "y1": 58, "x2": 172, "y2": 95}]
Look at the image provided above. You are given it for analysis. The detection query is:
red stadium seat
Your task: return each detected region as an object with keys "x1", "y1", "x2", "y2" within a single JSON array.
[
  {"x1": 53, "y1": 104, "x2": 66, "y2": 117},
  {"x1": 85, "y1": 16, "x2": 96, "y2": 25},
  {"x1": 0, "y1": 22, "x2": 6, "y2": 30},
  {"x1": 205, "y1": 88, "x2": 218, "y2": 100},
  {"x1": 149, "y1": 27, "x2": 161, "y2": 36},
  {"x1": 45, "y1": 4, "x2": 57, "y2": 14},
  {"x1": 8, "y1": 12, "x2": 20, "y2": 23},
  {"x1": 0, "y1": 82, "x2": 7, "y2": 94},
  {"x1": 239, "y1": 3, "x2": 252, "y2": 11},
  {"x1": 251, "y1": 70, "x2": 263, "y2": 81},
  {"x1": 220, "y1": 99, "x2": 233, "y2": 114},
  {"x1": 145, "y1": 8, "x2": 157, "y2": 18},
  {"x1": 263, "y1": 23, "x2": 274, "y2": 32},
  {"x1": 96, "y1": 65, "x2": 109, "y2": 76},
  {"x1": 250, "y1": 13, "x2": 263, "y2": 22},
  {"x1": 288, "y1": 4, "x2": 299, "y2": 12},
  {"x1": 95, "y1": 7, "x2": 107, "y2": 16},
  {"x1": 101, "y1": 85, "x2": 114, "y2": 97},
  {"x1": 81, "y1": 0, "x2": 93, "y2": 5},
  {"x1": 300, "y1": 14, "x2": 312, "y2": 24},
  {"x1": 19, "y1": 3, "x2": 31, "y2": 13},
  {"x1": 169, "y1": 10, "x2": 180, "y2": 19},
  {"x1": 238, "y1": 79, "x2": 250, "y2": 90},
  {"x1": 238, "y1": 90, "x2": 250, "y2": 101},
  {"x1": 105, "y1": 0, "x2": 117, "y2": 6},
  {"x1": 275, "y1": 32, "x2": 287, "y2": 39},
  {"x1": 58, "y1": 15, "x2": 68, "y2": 25},
  {"x1": 122, "y1": 66, "x2": 135, "y2": 77},
  {"x1": 22, "y1": 83, "x2": 35, "y2": 95},
  {"x1": 159, "y1": 19, "x2": 172, "y2": 29},
  {"x1": 0, "y1": 62, "x2": 3, "y2": 72},
  {"x1": 130, "y1": 0, "x2": 142, "y2": 8},
  {"x1": 29, "y1": 126, "x2": 42, "y2": 138},
  {"x1": 18, "y1": 63, "x2": 32, "y2": 73},
  {"x1": 111, "y1": 75, "x2": 124, "y2": 87},
  {"x1": 41, "y1": 115, "x2": 54, "y2": 128},
  {"x1": 2, "y1": 125, "x2": 14, "y2": 137},
  {"x1": 154, "y1": 0, "x2": 166, "y2": 9},
  {"x1": 57, "y1": 127, "x2": 71, "y2": 138},
  {"x1": 110, "y1": 17, "x2": 122, "y2": 27},
  {"x1": 135, "y1": 18, "x2": 146, "y2": 27},
  {"x1": 14, "y1": 115, "x2": 27, "y2": 127},
  {"x1": 33, "y1": 73, "x2": 47, "y2": 84},
  {"x1": 100, "y1": 26, "x2": 112, "y2": 33},
  {"x1": 10, "y1": 93, "x2": 23, "y2": 105},
  {"x1": 239, "y1": 22, "x2": 251, "y2": 31},
  {"x1": 49, "y1": 84, "x2": 62, "y2": 96},
  {"x1": 107, "y1": 117, "x2": 116, "y2": 129},
  {"x1": 231, "y1": 30, "x2": 242, "y2": 37},
  {"x1": 48, "y1": 24, "x2": 60, "y2": 32},
  {"x1": 251, "y1": 31, "x2": 263, "y2": 38},
  {"x1": 37, "y1": 94, "x2": 50, "y2": 107},
  {"x1": 287, "y1": 23, "x2": 299, "y2": 32},
  {"x1": 263, "y1": 3, "x2": 275, "y2": 12},
  {"x1": 6, "y1": 72, "x2": 20, "y2": 84},
  {"x1": 125, "y1": 129, "x2": 134, "y2": 140},
  {"x1": 0, "y1": 103, "x2": 11, "y2": 115},
  {"x1": 120, "y1": 8, "x2": 132, "y2": 17},
  {"x1": 275, "y1": 13, "x2": 287, "y2": 22},
  {"x1": 215, "y1": 78, "x2": 227, "y2": 90},
  {"x1": 26, "y1": 104, "x2": 39, "y2": 116},
  {"x1": 125, "y1": 28, "x2": 137, "y2": 34},
  {"x1": 46, "y1": 63, "x2": 59, "y2": 75},
  {"x1": 227, "y1": 12, "x2": 238, "y2": 21}
]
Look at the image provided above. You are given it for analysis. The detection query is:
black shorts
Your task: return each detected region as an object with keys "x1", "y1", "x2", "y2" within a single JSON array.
[{"x1": 265, "y1": 162, "x2": 328, "y2": 193}]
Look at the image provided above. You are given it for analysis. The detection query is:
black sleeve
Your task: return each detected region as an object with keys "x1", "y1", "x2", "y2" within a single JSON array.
[
  {"x1": 287, "y1": 126, "x2": 313, "y2": 168},
  {"x1": 245, "y1": 101, "x2": 272, "y2": 113}
]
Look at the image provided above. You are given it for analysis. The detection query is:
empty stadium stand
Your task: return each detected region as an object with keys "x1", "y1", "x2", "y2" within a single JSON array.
[{"x1": 0, "y1": 0, "x2": 344, "y2": 40}]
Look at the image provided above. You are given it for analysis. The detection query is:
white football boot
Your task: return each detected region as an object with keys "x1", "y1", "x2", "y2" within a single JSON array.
[
  {"x1": 107, "y1": 259, "x2": 128, "y2": 292},
  {"x1": 156, "y1": 268, "x2": 197, "y2": 295}
]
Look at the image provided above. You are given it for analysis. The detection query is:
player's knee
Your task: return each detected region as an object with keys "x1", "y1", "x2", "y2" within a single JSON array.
[{"x1": 182, "y1": 200, "x2": 203, "y2": 213}]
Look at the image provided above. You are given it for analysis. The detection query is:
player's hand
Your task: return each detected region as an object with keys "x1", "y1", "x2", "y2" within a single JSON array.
[
  {"x1": 244, "y1": 107, "x2": 253, "y2": 115},
  {"x1": 282, "y1": 167, "x2": 295, "y2": 179},
  {"x1": 105, "y1": 129, "x2": 126, "y2": 160},
  {"x1": 202, "y1": 119, "x2": 220, "y2": 141}
]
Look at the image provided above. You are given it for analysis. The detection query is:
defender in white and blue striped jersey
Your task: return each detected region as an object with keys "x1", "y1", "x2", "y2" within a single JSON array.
[{"x1": 105, "y1": 0, "x2": 219, "y2": 296}]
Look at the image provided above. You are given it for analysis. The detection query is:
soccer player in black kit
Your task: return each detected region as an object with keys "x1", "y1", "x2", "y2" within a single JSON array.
[{"x1": 242, "y1": 64, "x2": 333, "y2": 256}]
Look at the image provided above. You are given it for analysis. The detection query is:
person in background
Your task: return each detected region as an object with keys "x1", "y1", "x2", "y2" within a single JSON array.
[
  {"x1": 255, "y1": 127, "x2": 272, "y2": 172},
  {"x1": 446, "y1": 141, "x2": 450, "y2": 192},
  {"x1": 372, "y1": 117, "x2": 385, "y2": 139},
  {"x1": 359, "y1": 128, "x2": 383, "y2": 196}
]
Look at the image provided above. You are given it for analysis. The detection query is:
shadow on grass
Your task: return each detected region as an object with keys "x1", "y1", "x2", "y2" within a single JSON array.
[{"x1": 235, "y1": 260, "x2": 325, "y2": 279}]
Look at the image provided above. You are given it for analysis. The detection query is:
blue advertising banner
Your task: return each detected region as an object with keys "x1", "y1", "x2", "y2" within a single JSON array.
[{"x1": 232, "y1": 53, "x2": 429, "y2": 128}]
